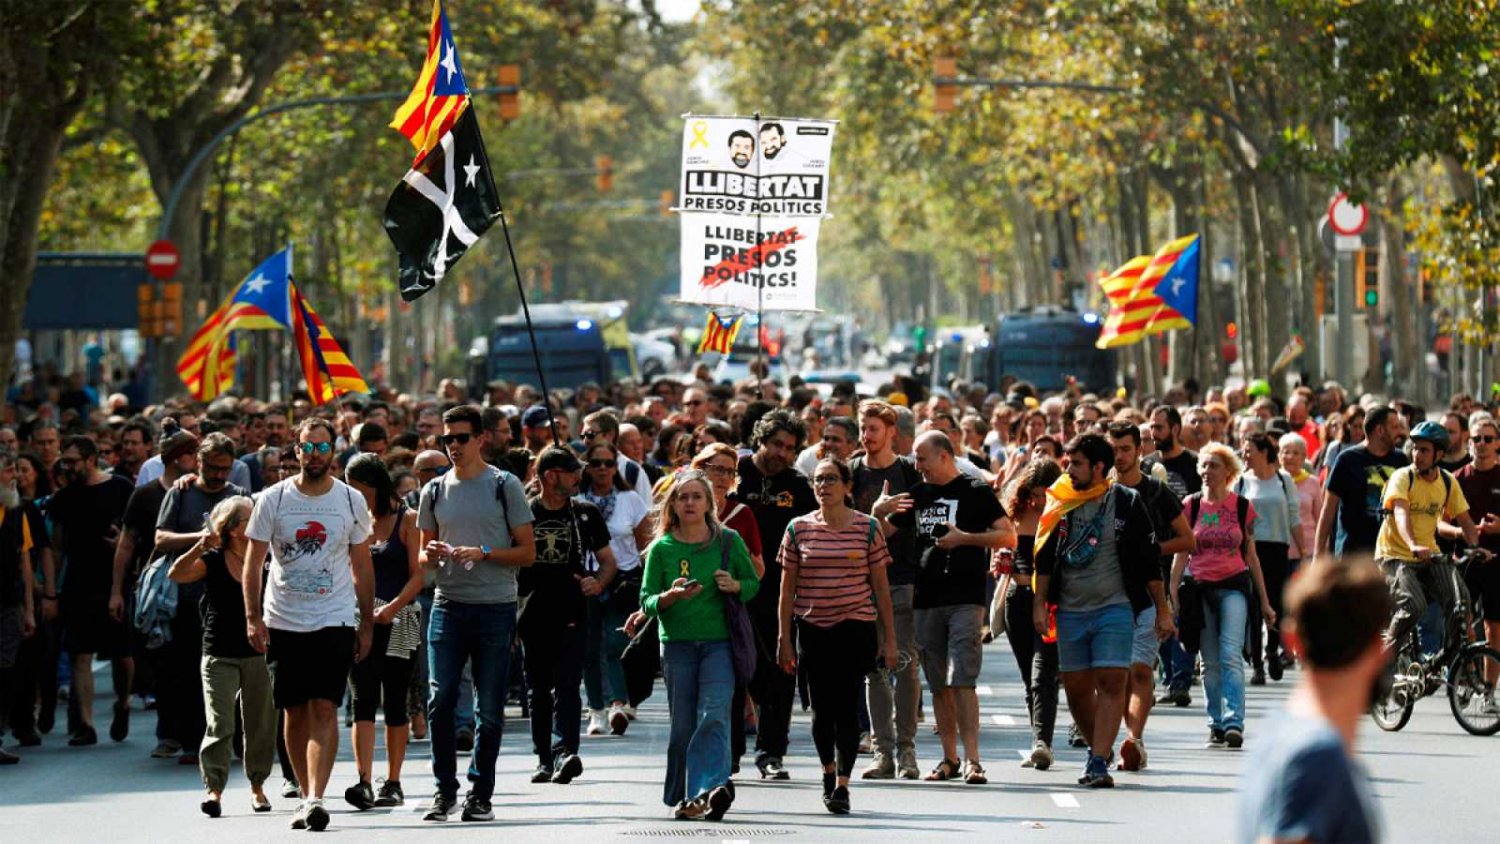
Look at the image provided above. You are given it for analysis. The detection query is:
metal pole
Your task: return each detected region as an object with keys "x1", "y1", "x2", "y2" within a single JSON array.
[{"x1": 1332, "y1": 34, "x2": 1355, "y2": 389}]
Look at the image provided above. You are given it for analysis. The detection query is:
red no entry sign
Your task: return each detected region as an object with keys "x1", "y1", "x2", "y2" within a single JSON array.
[
  {"x1": 145, "y1": 239, "x2": 181, "y2": 281},
  {"x1": 1327, "y1": 193, "x2": 1368, "y2": 237}
]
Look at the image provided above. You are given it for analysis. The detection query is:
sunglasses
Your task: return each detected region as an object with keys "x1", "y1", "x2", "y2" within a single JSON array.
[
  {"x1": 417, "y1": 465, "x2": 450, "y2": 476},
  {"x1": 439, "y1": 433, "x2": 473, "y2": 446},
  {"x1": 1476, "y1": 435, "x2": 1499, "y2": 444},
  {"x1": 581, "y1": 429, "x2": 598, "y2": 439},
  {"x1": 685, "y1": 400, "x2": 705, "y2": 407},
  {"x1": 587, "y1": 459, "x2": 614, "y2": 468},
  {"x1": 299, "y1": 442, "x2": 333, "y2": 455}
]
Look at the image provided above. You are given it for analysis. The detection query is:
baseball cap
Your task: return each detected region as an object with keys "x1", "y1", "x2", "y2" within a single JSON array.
[
  {"x1": 536, "y1": 446, "x2": 582, "y2": 473},
  {"x1": 522, "y1": 405, "x2": 552, "y2": 428}
]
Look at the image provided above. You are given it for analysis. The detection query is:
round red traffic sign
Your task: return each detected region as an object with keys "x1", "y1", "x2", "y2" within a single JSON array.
[
  {"x1": 145, "y1": 239, "x2": 180, "y2": 280},
  {"x1": 1327, "y1": 193, "x2": 1368, "y2": 236}
]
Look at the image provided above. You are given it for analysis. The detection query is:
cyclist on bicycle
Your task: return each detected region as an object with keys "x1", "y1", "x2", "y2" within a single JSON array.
[{"x1": 1375, "y1": 421, "x2": 1488, "y2": 652}]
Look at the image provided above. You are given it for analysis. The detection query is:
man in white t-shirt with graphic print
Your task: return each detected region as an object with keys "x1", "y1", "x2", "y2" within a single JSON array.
[{"x1": 243, "y1": 417, "x2": 375, "y2": 832}]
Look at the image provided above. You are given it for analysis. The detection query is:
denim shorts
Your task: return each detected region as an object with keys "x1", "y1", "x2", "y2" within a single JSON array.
[
  {"x1": 1056, "y1": 604, "x2": 1134, "y2": 673},
  {"x1": 1130, "y1": 605, "x2": 1158, "y2": 668}
]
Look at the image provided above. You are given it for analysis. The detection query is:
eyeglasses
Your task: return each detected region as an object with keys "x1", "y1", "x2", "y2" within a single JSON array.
[
  {"x1": 586, "y1": 459, "x2": 614, "y2": 468},
  {"x1": 417, "y1": 465, "x2": 449, "y2": 476},
  {"x1": 685, "y1": 400, "x2": 705, "y2": 407},
  {"x1": 439, "y1": 433, "x2": 473, "y2": 446},
  {"x1": 299, "y1": 442, "x2": 333, "y2": 455},
  {"x1": 1477, "y1": 435, "x2": 1499, "y2": 444},
  {"x1": 582, "y1": 429, "x2": 598, "y2": 440},
  {"x1": 704, "y1": 464, "x2": 735, "y2": 477},
  {"x1": 812, "y1": 474, "x2": 843, "y2": 486}
]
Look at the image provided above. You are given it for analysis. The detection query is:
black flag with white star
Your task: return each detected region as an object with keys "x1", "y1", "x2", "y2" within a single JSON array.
[{"x1": 383, "y1": 108, "x2": 502, "y2": 302}]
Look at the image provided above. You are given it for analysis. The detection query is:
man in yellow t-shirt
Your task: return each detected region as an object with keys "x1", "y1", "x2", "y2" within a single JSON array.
[{"x1": 1375, "y1": 422, "x2": 1487, "y2": 650}]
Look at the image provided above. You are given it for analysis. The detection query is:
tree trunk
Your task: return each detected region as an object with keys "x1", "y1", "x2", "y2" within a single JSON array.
[
  {"x1": 0, "y1": 8, "x2": 116, "y2": 386},
  {"x1": 1381, "y1": 175, "x2": 1421, "y2": 402}
]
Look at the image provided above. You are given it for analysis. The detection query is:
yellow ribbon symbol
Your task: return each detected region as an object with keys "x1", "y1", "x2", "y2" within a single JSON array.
[
  {"x1": 680, "y1": 559, "x2": 691, "y2": 578},
  {"x1": 688, "y1": 120, "x2": 709, "y2": 150}
]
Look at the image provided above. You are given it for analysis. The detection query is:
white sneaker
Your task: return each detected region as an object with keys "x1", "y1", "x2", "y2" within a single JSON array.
[
  {"x1": 608, "y1": 703, "x2": 629, "y2": 735},
  {"x1": 623, "y1": 704, "x2": 638, "y2": 721},
  {"x1": 289, "y1": 800, "x2": 309, "y2": 830},
  {"x1": 587, "y1": 709, "x2": 607, "y2": 736}
]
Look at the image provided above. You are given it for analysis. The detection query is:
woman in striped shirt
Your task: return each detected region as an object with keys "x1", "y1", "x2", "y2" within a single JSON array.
[{"x1": 776, "y1": 458, "x2": 898, "y2": 815}]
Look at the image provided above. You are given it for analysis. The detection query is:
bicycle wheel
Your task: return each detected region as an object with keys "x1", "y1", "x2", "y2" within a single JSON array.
[
  {"x1": 1370, "y1": 682, "x2": 1414, "y2": 732},
  {"x1": 1447, "y1": 646, "x2": 1500, "y2": 737}
]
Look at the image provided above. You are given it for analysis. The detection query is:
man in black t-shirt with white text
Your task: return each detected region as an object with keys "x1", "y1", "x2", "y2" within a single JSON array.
[{"x1": 885, "y1": 431, "x2": 1013, "y2": 785}]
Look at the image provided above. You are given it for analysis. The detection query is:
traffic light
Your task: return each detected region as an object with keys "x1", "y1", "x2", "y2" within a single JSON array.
[
  {"x1": 1354, "y1": 247, "x2": 1378, "y2": 309},
  {"x1": 595, "y1": 155, "x2": 613, "y2": 192},
  {"x1": 497, "y1": 64, "x2": 521, "y2": 120},
  {"x1": 137, "y1": 284, "x2": 158, "y2": 337},
  {"x1": 162, "y1": 282, "x2": 183, "y2": 335},
  {"x1": 934, "y1": 56, "x2": 958, "y2": 114},
  {"x1": 660, "y1": 190, "x2": 674, "y2": 216}
]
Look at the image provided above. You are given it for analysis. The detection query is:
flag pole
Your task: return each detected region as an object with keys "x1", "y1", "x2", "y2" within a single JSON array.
[
  {"x1": 753, "y1": 110, "x2": 765, "y2": 400},
  {"x1": 492, "y1": 197, "x2": 563, "y2": 447}
]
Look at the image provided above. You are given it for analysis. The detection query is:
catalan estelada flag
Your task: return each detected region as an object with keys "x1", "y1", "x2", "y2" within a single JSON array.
[
  {"x1": 1094, "y1": 234, "x2": 1200, "y2": 348},
  {"x1": 177, "y1": 248, "x2": 295, "y2": 400},
  {"x1": 389, "y1": 0, "x2": 471, "y2": 167},
  {"x1": 697, "y1": 311, "x2": 743, "y2": 355},
  {"x1": 291, "y1": 285, "x2": 370, "y2": 405}
]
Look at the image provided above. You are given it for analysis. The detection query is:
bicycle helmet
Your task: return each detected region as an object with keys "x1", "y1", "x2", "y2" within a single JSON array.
[
  {"x1": 1247, "y1": 378, "x2": 1272, "y2": 398},
  {"x1": 1409, "y1": 420, "x2": 1450, "y2": 450}
]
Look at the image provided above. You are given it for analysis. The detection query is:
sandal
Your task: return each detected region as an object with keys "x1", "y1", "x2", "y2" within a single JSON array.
[
  {"x1": 924, "y1": 758, "x2": 961, "y2": 781},
  {"x1": 963, "y1": 760, "x2": 987, "y2": 784}
]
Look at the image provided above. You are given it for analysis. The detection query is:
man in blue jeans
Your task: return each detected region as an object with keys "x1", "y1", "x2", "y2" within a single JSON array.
[
  {"x1": 1034, "y1": 434, "x2": 1173, "y2": 789},
  {"x1": 417, "y1": 406, "x2": 535, "y2": 823}
]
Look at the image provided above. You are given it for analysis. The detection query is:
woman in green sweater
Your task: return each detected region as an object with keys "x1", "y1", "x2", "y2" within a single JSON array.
[{"x1": 640, "y1": 471, "x2": 759, "y2": 821}]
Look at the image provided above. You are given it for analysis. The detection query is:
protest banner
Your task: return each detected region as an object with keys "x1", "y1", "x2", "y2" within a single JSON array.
[
  {"x1": 678, "y1": 212, "x2": 820, "y2": 311},
  {"x1": 678, "y1": 116, "x2": 836, "y2": 217}
]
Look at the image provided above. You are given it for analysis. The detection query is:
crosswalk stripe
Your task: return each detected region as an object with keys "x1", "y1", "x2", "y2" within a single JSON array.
[{"x1": 1051, "y1": 793, "x2": 1080, "y2": 808}]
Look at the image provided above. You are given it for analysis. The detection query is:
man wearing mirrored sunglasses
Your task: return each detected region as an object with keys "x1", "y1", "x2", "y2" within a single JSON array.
[
  {"x1": 242, "y1": 418, "x2": 375, "y2": 832},
  {"x1": 417, "y1": 405, "x2": 536, "y2": 823}
]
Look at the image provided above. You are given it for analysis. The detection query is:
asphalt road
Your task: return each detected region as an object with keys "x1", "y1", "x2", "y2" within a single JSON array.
[{"x1": 1, "y1": 635, "x2": 1491, "y2": 842}]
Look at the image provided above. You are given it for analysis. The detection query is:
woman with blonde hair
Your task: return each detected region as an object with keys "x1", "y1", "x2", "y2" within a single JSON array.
[
  {"x1": 1170, "y1": 443, "x2": 1276, "y2": 750},
  {"x1": 168, "y1": 495, "x2": 274, "y2": 817},
  {"x1": 639, "y1": 471, "x2": 760, "y2": 821}
]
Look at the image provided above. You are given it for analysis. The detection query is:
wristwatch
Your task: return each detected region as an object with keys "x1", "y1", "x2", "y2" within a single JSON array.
[{"x1": 479, "y1": 544, "x2": 492, "y2": 559}]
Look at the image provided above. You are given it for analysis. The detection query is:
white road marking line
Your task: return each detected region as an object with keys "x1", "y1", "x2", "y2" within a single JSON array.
[
  {"x1": 1050, "y1": 793, "x2": 1080, "y2": 808},
  {"x1": 1016, "y1": 749, "x2": 1032, "y2": 760},
  {"x1": 990, "y1": 713, "x2": 1016, "y2": 726},
  {"x1": 976, "y1": 685, "x2": 993, "y2": 696}
]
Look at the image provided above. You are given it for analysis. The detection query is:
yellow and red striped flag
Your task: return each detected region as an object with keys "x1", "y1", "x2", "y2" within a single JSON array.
[
  {"x1": 1094, "y1": 234, "x2": 1200, "y2": 348},
  {"x1": 177, "y1": 248, "x2": 295, "y2": 400},
  {"x1": 389, "y1": 0, "x2": 470, "y2": 167},
  {"x1": 697, "y1": 311, "x2": 743, "y2": 355},
  {"x1": 290, "y1": 285, "x2": 369, "y2": 405}
]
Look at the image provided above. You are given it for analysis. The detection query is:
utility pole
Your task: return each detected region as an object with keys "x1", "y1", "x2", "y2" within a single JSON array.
[{"x1": 1332, "y1": 38, "x2": 1356, "y2": 390}]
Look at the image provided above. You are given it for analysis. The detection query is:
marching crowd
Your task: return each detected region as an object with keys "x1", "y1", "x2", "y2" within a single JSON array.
[{"x1": 2, "y1": 367, "x2": 1494, "y2": 841}]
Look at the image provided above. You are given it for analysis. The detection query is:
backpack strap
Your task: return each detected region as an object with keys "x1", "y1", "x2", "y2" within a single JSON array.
[
  {"x1": 1187, "y1": 491, "x2": 1201, "y2": 526},
  {"x1": 1236, "y1": 492, "x2": 1251, "y2": 556}
]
